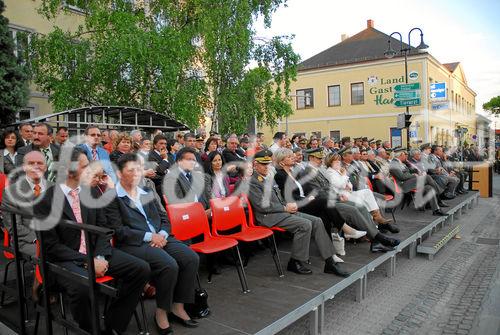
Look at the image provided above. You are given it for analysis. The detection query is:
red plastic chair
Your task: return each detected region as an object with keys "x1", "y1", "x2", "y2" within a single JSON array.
[
  {"x1": 0, "y1": 172, "x2": 7, "y2": 204},
  {"x1": 210, "y1": 196, "x2": 284, "y2": 278},
  {"x1": 0, "y1": 228, "x2": 17, "y2": 306},
  {"x1": 166, "y1": 202, "x2": 250, "y2": 293}
]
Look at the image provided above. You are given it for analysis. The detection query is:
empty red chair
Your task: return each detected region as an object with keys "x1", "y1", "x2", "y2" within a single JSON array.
[
  {"x1": 210, "y1": 196, "x2": 284, "y2": 278},
  {"x1": 166, "y1": 202, "x2": 250, "y2": 293}
]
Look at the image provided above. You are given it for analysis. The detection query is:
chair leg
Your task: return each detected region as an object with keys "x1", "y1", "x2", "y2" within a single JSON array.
[
  {"x1": 232, "y1": 247, "x2": 250, "y2": 293},
  {"x1": 390, "y1": 208, "x2": 396, "y2": 223},
  {"x1": 133, "y1": 310, "x2": 144, "y2": 334},
  {"x1": 34, "y1": 311, "x2": 40, "y2": 335},
  {"x1": 268, "y1": 236, "x2": 284, "y2": 278},
  {"x1": 1, "y1": 260, "x2": 14, "y2": 306},
  {"x1": 59, "y1": 293, "x2": 69, "y2": 335},
  {"x1": 139, "y1": 298, "x2": 149, "y2": 334}
]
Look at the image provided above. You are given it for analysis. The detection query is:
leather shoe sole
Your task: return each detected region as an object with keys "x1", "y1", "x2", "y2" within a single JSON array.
[
  {"x1": 370, "y1": 242, "x2": 394, "y2": 253},
  {"x1": 324, "y1": 264, "x2": 350, "y2": 277}
]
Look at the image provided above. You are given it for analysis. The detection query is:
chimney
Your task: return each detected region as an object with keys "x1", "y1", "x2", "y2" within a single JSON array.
[
  {"x1": 341, "y1": 34, "x2": 349, "y2": 42},
  {"x1": 367, "y1": 19, "x2": 374, "y2": 28}
]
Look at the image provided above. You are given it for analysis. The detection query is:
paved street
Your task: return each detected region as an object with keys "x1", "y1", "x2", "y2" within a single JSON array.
[{"x1": 280, "y1": 175, "x2": 500, "y2": 335}]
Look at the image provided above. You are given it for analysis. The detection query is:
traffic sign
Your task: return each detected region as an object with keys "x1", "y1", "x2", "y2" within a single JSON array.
[
  {"x1": 394, "y1": 91, "x2": 421, "y2": 99},
  {"x1": 394, "y1": 83, "x2": 420, "y2": 91},
  {"x1": 430, "y1": 82, "x2": 446, "y2": 100},
  {"x1": 395, "y1": 98, "x2": 421, "y2": 107}
]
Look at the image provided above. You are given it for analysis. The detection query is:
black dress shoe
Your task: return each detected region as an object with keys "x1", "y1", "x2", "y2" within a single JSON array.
[
  {"x1": 441, "y1": 193, "x2": 455, "y2": 200},
  {"x1": 375, "y1": 233, "x2": 400, "y2": 247},
  {"x1": 154, "y1": 316, "x2": 174, "y2": 335},
  {"x1": 370, "y1": 242, "x2": 394, "y2": 253},
  {"x1": 438, "y1": 201, "x2": 449, "y2": 207},
  {"x1": 432, "y1": 209, "x2": 447, "y2": 216},
  {"x1": 324, "y1": 258, "x2": 350, "y2": 277},
  {"x1": 287, "y1": 259, "x2": 312, "y2": 275},
  {"x1": 169, "y1": 313, "x2": 199, "y2": 328},
  {"x1": 378, "y1": 223, "x2": 400, "y2": 234}
]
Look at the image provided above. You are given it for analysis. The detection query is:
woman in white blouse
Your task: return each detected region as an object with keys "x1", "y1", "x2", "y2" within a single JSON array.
[{"x1": 324, "y1": 153, "x2": 392, "y2": 225}]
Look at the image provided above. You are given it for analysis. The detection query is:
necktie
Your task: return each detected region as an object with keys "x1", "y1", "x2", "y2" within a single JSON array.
[
  {"x1": 69, "y1": 189, "x2": 86, "y2": 254},
  {"x1": 42, "y1": 148, "x2": 55, "y2": 182},
  {"x1": 185, "y1": 172, "x2": 192, "y2": 184},
  {"x1": 92, "y1": 149, "x2": 98, "y2": 161},
  {"x1": 33, "y1": 184, "x2": 41, "y2": 198}
]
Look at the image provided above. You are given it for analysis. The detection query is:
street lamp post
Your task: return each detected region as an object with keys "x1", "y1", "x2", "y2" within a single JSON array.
[{"x1": 384, "y1": 28, "x2": 429, "y2": 150}]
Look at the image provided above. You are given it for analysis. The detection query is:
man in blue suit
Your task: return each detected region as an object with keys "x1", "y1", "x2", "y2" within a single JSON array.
[{"x1": 77, "y1": 125, "x2": 117, "y2": 183}]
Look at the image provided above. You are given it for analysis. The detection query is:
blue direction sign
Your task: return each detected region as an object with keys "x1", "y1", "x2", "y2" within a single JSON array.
[{"x1": 430, "y1": 82, "x2": 447, "y2": 100}]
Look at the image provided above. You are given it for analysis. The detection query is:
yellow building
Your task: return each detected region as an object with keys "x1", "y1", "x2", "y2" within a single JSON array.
[
  {"x1": 4, "y1": 0, "x2": 84, "y2": 121},
  {"x1": 262, "y1": 20, "x2": 477, "y2": 148}
]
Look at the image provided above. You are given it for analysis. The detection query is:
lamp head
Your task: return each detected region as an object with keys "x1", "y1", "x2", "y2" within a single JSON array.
[
  {"x1": 384, "y1": 46, "x2": 397, "y2": 59},
  {"x1": 417, "y1": 33, "x2": 429, "y2": 50}
]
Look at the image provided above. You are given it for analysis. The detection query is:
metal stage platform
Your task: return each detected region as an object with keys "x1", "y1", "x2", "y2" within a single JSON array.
[{"x1": 0, "y1": 191, "x2": 480, "y2": 335}]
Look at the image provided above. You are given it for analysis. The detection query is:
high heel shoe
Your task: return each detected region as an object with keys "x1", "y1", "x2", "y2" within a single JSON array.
[
  {"x1": 169, "y1": 312, "x2": 199, "y2": 328},
  {"x1": 344, "y1": 230, "x2": 367, "y2": 239},
  {"x1": 155, "y1": 315, "x2": 174, "y2": 335}
]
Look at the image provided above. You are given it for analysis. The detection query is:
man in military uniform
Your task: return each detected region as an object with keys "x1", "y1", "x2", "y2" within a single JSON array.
[
  {"x1": 389, "y1": 148, "x2": 446, "y2": 216},
  {"x1": 303, "y1": 148, "x2": 400, "y2": 251},
  {"x1": 247, "y1": 150, "x2": 350, "y2": 277}
]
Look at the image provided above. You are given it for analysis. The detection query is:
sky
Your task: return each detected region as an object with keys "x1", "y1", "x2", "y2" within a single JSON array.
[{"x1": 254, "y1": 0, "x2": 500, "y2": 118}]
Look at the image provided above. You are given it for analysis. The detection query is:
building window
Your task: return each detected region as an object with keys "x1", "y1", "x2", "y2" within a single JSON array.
[
  {"x1": 8, "y1": 26, "x2": 32, "y2": 65},
  {"x1": 330, "y1": 131, "x2": 340, "y2": 142},
  {"x1": 16, "y1": 107, "x2": 35, "y2": 122},
  {"x1": 296, "y1": 88, "x2": 314, "y2": 109},
  {"x1": 311, "y1": 131, "x2": 321, "y2": 139},
  {"x1": 64, "y1": 0, "x2": 89, "y2": 13},
  {"x1": 350, "y1": 82, "x2": 364, "y2": 105},
  {"x1": 327, "y1": 85, "x2": 341, "y2": 106}
]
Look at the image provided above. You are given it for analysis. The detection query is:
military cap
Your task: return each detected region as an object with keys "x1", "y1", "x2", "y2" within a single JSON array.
[
  {"x1": 306, "y1": 147, "x2": 325, "y2": 159},
  {"x1": 392, "y1": 146, "x2": 407, "y2": 154},
  {"x1": 419, "y1": 143, "x2": 431, "y2": 150},
  {"x1": 195, "y1": 135, "x2": 205, "y2": 141},
  {"x1": 299, "y1": 138, "x2": 308, "y2": 144},
  {"x1": 375, "y1": 140, "x2": 382, "y2": 145},
  {"x1": 368, "y1": 138, "x2": 375, "y2": 143},
  {"x1": 354, "y1": 137, "x2": 362, "y2": 141},
  {"x1": 254, "y1": 149, "x2": 273, "y2": 164},
  {"x1": 351, "y1": 147, "x2": 360, "y2": 154},
  {"x1": 338, "y1": 146, "x2": 353, "y2": 156},
  {"x1": 341, "y1": 136, "x2": 351, "y2": 143},
  {"x1": 362, "y1": 137, "x2": 368, "y2": 142}
]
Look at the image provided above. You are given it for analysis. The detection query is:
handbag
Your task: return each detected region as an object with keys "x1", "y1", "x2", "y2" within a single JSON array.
[
  {"x1": 185, "y1": 275, "x2": 210, "y2": 318},
  {"x1": 331, "y1": 232, "x2": 345, "y2": 256}
]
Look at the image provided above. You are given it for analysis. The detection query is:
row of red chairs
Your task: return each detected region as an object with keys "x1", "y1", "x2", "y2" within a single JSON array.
[{"x1": 165, "y1": 194, "x2": 284, "y2": 293}]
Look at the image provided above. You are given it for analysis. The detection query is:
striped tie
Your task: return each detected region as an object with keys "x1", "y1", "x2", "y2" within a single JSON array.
[
  {"x1": 92, "y1": 148, "x2": 98, "y2": 161},
  {"x1": 42, "y1": 148, "x2": 55, "y2": 182}
]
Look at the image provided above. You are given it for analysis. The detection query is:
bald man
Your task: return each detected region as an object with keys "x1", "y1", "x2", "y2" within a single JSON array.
[{"x1": 1, "y1": 151, "x2": 50, "y2": 256}]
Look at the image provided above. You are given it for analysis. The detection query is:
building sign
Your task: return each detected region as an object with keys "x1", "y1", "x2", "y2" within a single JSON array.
[
  {"x1": 390, "y1": 128, "x2": 402, "y2": 147},
  {"x1": 408, "y1": 71, "x2": 419, "y2": 81},
  {"x1": 367, "y1": 75, "x2": 422, "y2": 106},
  {"x1": 430, "y1": 82, "x2": 447, "y2": 100}
]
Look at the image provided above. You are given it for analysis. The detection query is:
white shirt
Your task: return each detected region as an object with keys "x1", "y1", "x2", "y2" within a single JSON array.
[
  {"x1": 269, "y1": 143, "x2": 280, "y2": 153},
  {"x1": 3, "y1": 149, "x2": 17, "y2": 163}
]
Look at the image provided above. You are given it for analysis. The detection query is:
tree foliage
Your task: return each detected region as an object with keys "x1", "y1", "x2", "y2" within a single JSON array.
[
  {"x1": 31, "y1": 0, "x2": 298, "y2": 133},
  {"x1": 483, "y1": 96, "x2": 500, "y2": 114},
  {"x1": 31, "y1": 0, "x2": 207, "y2": 128},
  {"x1": 0, "y1": 0, "x2": 29, "y2": 125},
  {"x1": 194, "y1": 0, "x2": 299, "y2": 134}
]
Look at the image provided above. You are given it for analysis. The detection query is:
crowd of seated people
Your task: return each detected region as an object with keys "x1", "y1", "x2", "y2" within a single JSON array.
[{"x1": 0, "y1": 124, "x2": 472, "y2": 334}]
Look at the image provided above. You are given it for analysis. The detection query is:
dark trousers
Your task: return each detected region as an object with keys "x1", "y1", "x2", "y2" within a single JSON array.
[
  {"x1": 120, "y1": 238, "x2": 199, "y2": 311},
  {"x1": 299, "y1": 196, "x2": 344, "y2": 236},
  {"x1": 54, "y1": 249, "x2": 150, "y2": 332}
]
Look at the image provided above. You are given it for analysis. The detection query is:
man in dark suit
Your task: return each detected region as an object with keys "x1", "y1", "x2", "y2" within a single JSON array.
[
  {"x1": 16, "y1": 123, "x2": 60, "y2": 182},
  {"x1": 105, "y1": 153, "x2": 200, "y2": 333},
  {"x1": 248, "y1": 150, "x2": 350, "y2": 277},
  {"x1": 147, "y1": 134, "x2": 171, "y2": 195},
  {"x1": 389, "y1": 148, "x2": 446, "y2": 216},
  {"x1": 18, "y1": 123, "x2": 33, "y2": 147},
  {"x1": 164, "y1": 147, "x2": 210, "y2": 211},
  {"x1": 35, "y1": 148, "x2": 150, "y2": 334}
]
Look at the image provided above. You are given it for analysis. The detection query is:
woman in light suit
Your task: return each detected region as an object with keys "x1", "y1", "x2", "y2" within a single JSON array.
[{"x1": 0, "y1": 128, "x2": 22, "y2": 177}]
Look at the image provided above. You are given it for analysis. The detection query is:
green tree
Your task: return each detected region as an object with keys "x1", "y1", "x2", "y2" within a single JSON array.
[
  {"x1": 32, "y1": 0, "x2": 298, "y2": 132},
  {"x1": 0, "y1": 0, "x2": 29, "y2": 125},
  {"x1": 194, "y1": 0, "x2": 299, "y2": 134},
  {"x1": 31, "y1": 0, "x2": 207, "y2": 128},
  {"x1": 483, "y1": 96, "x2": 500, "y2": 114}
]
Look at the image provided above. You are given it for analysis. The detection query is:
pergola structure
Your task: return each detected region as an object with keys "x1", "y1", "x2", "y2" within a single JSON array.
[{"x1": 6, "y1": 106, "x2": 190, "y2": 133}]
